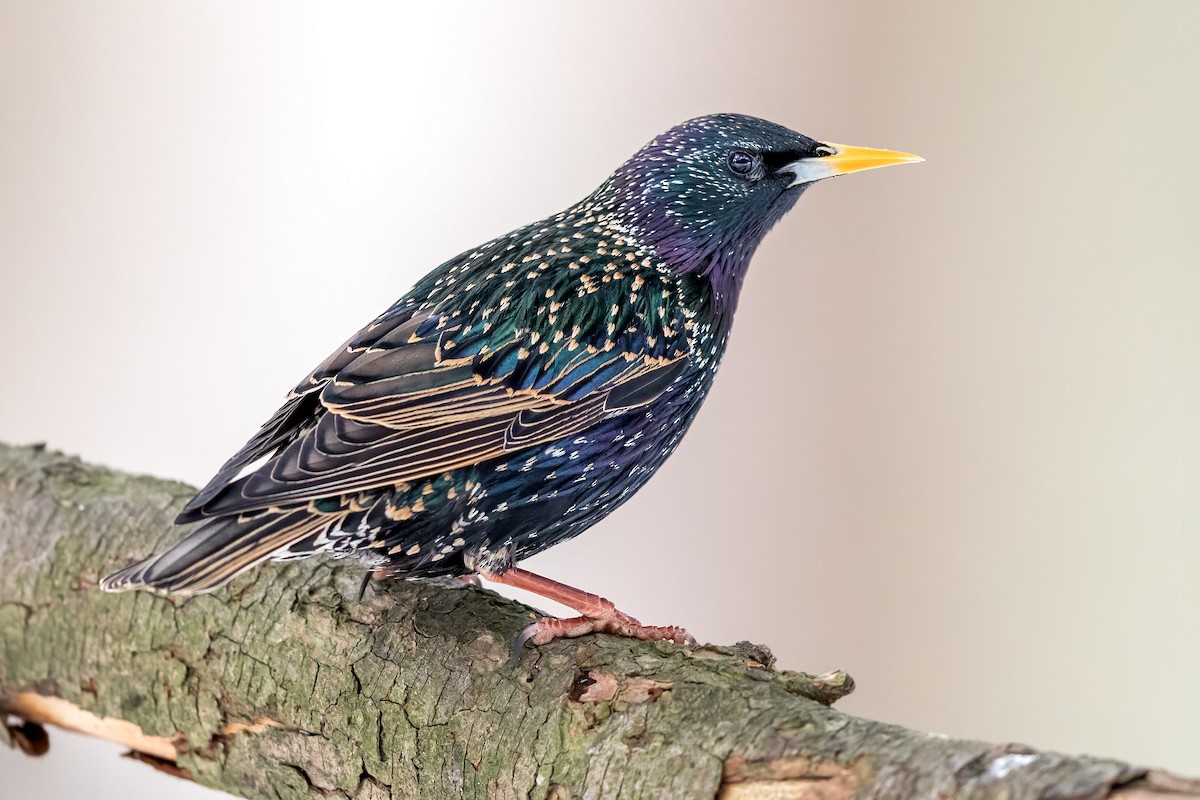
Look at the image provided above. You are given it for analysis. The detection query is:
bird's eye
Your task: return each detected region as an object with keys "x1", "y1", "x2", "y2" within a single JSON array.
[{"x1": 728, "y1": 150, "x2": 757, "y2": 176}]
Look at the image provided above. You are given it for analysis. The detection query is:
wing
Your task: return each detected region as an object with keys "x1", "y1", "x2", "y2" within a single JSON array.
[
  {"x1": 180, "y1": 258, "x2": 692, "y2": 521},
  {"x1": 177, "y1": 307, "x2": 417, "y2": 520}
]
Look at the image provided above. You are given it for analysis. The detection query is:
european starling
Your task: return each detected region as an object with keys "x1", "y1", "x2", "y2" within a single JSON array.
[{"x1": 101, "y1": 114, "x2": 919, "y2": 651}]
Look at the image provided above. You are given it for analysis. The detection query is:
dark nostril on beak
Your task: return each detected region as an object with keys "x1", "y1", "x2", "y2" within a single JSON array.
[{"x1": 814, "y1": 145, "x2": 838, "y2": 158}]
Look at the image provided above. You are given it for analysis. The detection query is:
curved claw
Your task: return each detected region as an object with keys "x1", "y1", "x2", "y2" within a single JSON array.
[
  {"x1": 511, "y1": 620, "x2": 541, "y2": 665},
  {"x1": 356, "y1": 571, "x2": 373, "y2": 603}
]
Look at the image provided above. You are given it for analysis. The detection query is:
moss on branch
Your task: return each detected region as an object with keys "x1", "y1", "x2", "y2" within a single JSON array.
[{"x1": 0, "y1": 443, "x2": 1196, "y2": 800}]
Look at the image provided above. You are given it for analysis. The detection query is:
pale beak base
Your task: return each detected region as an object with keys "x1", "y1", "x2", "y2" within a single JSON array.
[{"x1": 785, "y1": 142, "x2": 923, "y2": 187}]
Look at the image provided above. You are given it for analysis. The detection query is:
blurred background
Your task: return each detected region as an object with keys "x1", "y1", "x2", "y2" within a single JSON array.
[{"x1": 2, "y1": 1, "x2": 1198, "y2": 796}]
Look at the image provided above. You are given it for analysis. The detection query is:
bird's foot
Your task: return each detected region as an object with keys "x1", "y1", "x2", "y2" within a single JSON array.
[
  {"x1": 475, "y1": 566, "x2": 694, "y2": 661},
  {"x1": 515, "y1": 608, "x2": 694, "y2": 654}
]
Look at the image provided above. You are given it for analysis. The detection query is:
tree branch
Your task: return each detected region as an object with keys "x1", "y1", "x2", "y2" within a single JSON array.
[{"x1": 0, "y1": 442, "x2": 1195, "y2": 800}]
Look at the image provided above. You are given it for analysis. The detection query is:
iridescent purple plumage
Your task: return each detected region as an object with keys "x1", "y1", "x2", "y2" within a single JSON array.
[{"x1": 610, "y1": 114, "x2": 818, "y2": 315}]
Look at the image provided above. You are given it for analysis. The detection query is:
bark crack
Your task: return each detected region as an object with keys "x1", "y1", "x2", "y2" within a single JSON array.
[{"x1": 2, "y1": 443, "x2": 1198, "y2": 800}]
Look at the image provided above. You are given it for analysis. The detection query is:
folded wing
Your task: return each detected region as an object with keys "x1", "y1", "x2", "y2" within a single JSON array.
[{"x1": 179, "y1": 297, "x2": 689, "y2": 522}]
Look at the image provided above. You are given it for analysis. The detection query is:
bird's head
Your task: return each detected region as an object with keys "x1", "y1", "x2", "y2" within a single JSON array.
[{"x1": 605, "y1": 114, "x2": 921, "y2": 312}]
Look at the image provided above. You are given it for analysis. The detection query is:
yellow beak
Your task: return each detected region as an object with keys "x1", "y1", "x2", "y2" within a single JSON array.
[{"x1": 785, "y1": 142, "x2": 923, "y2": 186}]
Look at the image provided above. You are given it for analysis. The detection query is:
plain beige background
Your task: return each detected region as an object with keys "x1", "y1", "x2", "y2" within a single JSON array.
[{"x1": 2, "y1": 1, "x2": 1198, "y2": 797}]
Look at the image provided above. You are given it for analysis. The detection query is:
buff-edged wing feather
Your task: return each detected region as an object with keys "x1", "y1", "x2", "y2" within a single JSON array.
[
  {"x1": 180, "y1": 294, "x2": 689, "y2": 521},
  {"x1": 176, "y1": 306, "x2": 426, "y2": 522},
  {"x1": 99, "y1": 508, "x2": 333, "y2": 595}
]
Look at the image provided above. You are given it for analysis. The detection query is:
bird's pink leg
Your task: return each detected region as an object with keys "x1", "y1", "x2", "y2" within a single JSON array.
[{"x1": 477, "y1": 566, "x2": 695, "y2": 655}]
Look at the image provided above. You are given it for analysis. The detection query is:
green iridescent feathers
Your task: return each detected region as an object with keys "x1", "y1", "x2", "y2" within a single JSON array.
[{"x1": 177, "y1": 210, "x2": 700, "y2": 524}]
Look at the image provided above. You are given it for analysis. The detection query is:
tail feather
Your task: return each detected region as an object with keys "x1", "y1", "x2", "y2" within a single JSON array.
[{"x1": 100, "y1": 510, "x2": 327, "y2": 595}]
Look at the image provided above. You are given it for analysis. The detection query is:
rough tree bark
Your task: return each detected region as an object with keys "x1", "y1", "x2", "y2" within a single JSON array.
[{"x1": 0, "y1": 442, "x2": 1195, "y2": 800}]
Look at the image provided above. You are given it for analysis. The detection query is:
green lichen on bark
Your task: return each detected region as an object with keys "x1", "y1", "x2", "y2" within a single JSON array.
[{"x1": 0, "y1": 443, "x2": 1190, "y2": 800}]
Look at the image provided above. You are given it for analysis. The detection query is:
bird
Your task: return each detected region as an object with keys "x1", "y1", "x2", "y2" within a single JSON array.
[{"x1": 101, "y1": 114, "x2": 920, "y2": 653}]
